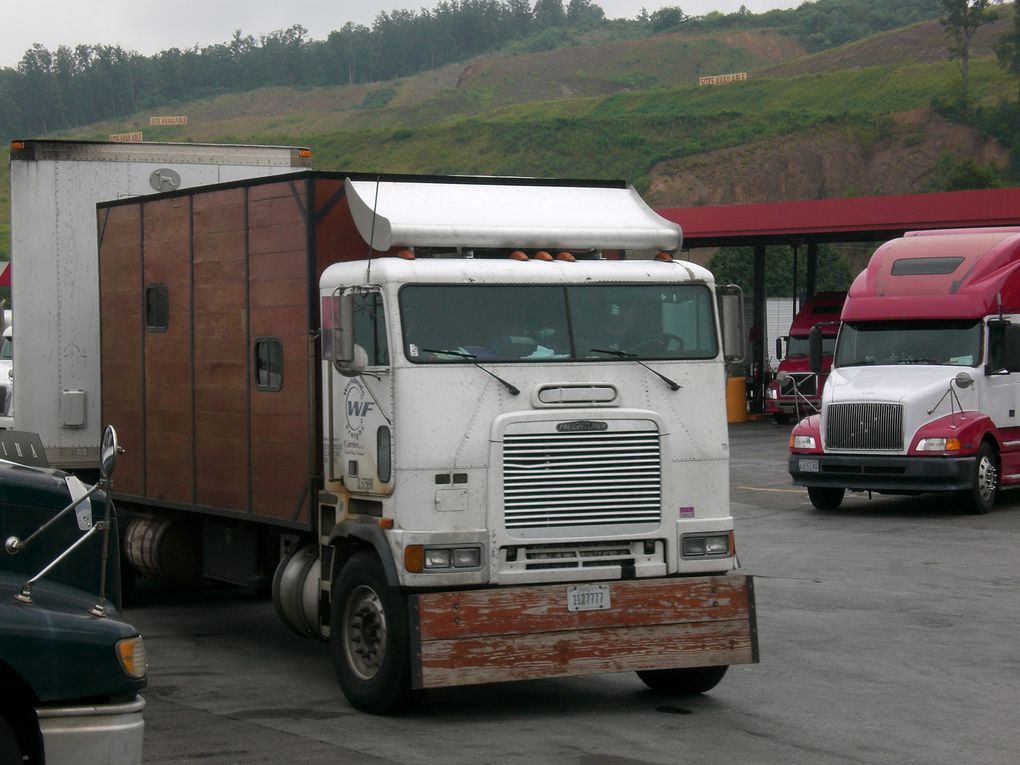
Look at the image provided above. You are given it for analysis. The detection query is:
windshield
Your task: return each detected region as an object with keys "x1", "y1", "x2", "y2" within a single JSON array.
[
  {"x1": 834, "y1": 320, "x2": 982, "y2": 368},
  {"x1": 400, "y1": 284, "x2": 718, "y2": 363},
  {"x1": 787, "y1": 335, "x2": 835, "y2": 358}
]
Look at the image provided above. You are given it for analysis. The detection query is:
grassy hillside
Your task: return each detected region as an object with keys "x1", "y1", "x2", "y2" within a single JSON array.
[{"x1": 2, "y1": 13, "x2": 1017, "y2": 260}]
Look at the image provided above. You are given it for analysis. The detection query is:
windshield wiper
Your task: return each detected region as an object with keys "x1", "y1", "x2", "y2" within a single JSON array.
[
  {"x1": 422, "y1": 348, "x2": 520, "y2": 396},
  {"x1": 589, "y1": 348, "x2": 682, "y2": 392}
]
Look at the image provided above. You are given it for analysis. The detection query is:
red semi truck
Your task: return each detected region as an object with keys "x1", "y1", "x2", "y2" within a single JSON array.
[
  {"x1": 766, "y1": 291, "x2": 845, "y2": 424},
  {"x1": 789, "y1": 227, "x2": 1020, "y2": 513}
]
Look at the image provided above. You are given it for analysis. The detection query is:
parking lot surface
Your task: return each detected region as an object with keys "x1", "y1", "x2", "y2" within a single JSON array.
[{"x1": 131, "y1": 420, "x2": 1020, "y2": 764}]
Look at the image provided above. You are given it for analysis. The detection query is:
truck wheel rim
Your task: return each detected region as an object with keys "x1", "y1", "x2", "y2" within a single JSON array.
[
  {"x1": 977, "y1": 456, "x2": 997, "y2": 502},
  {"x1": 343, "y1": 585, "x2": 387, "y2": 680}
]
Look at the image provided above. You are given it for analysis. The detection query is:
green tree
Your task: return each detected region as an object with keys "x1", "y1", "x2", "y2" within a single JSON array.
[
  {"x1": 995, "y1": 3, "x2": 1020, "y2": 144},
  {"x1": 533, "y1": 0, "x2": 566, "y2": 27},
  {"x1": 707, "y1": 245, "x2": 853, "y2": 298},
  {"x1": 940, "y1": 0, "x2": 997, "y2": 110}
]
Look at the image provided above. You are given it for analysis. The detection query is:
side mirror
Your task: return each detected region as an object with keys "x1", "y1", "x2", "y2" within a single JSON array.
[
  {"x1": 808, "y1": 325, "x2": 823, "y2": 374},
  {"x1": 775, "y1": 337, "x2": 783, "y2": 361},
  {"x1": 716, "y1": 284, "x2": 745, "y2": 363},
  {"x1": 985, "y1": 320, "x2": 1020, "y2": 374},
  {"x1": 339, "y1": 344, "x2": 369, "y2": 378},
  {"x1": 100, "y1": 425, "x2": 120, "y2": 480}
]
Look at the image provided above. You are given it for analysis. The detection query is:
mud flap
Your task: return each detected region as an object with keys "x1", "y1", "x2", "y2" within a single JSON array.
[{"x1": 408, "y1": 575, "x2": 758, "y2": 689}]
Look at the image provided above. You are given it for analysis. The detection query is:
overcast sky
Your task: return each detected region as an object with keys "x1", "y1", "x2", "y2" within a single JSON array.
[{"x1": 1, "y1": 1, "x2": 799, "y2": 69}]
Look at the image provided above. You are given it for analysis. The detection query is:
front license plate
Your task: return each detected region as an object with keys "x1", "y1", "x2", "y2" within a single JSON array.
[
  {"x1": 567, "y1": 584, "x2": 611, "y2": 612},
  {"x1": 799, "y1": 458, "x2": 820, "y2": 473}
]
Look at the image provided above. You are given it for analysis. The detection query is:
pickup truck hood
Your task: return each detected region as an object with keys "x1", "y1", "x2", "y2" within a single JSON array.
[{"x1": 0, "y1": 571, "x2": 143, "y2": 704}]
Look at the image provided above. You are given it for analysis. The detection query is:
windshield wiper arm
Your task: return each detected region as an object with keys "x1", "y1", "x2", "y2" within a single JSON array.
[
  {"x1": 590, "y1": 348, "x2": 682, "y2": 392},
  {"x1": 422, "y1": 348, "x2": 520, "y2": 396}
]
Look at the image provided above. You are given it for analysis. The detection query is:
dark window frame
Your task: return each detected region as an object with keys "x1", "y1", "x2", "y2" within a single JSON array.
[
  {"x1": 145, "y1": 283, "x2": 169, "y2": 332},
  {"x1": 254, "y1": 337, "x2": 284, "y2": 392}
]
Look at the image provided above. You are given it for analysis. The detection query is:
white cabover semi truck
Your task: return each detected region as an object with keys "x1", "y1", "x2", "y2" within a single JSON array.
[
  {"x1": 7, "y1": 139, "x2": 312, "y2": 462},
  {"x1": 97, "y1": 171, "x2": 758, "y2": 713}
]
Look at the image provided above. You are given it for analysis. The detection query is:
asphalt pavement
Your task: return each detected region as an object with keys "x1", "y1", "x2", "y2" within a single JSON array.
[{"x1": 130, "y1": 419, "x2": 1020, "y2": 765}]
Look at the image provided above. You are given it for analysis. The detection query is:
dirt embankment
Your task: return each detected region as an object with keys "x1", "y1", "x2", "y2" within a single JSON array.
[{"x1": 646, "y1": 110, "x2": 1009, "y2": 207}]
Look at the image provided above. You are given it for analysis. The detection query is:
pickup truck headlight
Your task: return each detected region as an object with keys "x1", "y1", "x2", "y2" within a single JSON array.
[
  {"x1": 116, "y1": 636, "x2": 147, "y2": 680},
  {"x1": 792, "y1": 435, "x2": 816, "y2": 450}
]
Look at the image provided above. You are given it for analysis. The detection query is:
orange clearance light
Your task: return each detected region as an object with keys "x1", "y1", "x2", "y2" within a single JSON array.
[
  {"x1": 396, "y1": 248, "x2": 415, "y2": 259},
  {"x1": 10, "y1": 141, "x2": 25, "y2": 151},
  {"x1": 298, "y1": 148, "x2": 313, "y2": 158},
  {"x1": 556, "y1": 251, "x2": 576, "y2": 262},
  {"x1": 404, "y1": 544, "x2": 424, "y2": 573},
  {"x1": 535, "y1": 251, "x2": 553, "y2": 261},
  {"x1": 379, "y1": 517, "x2": 395, "y2": 529},
  {"x1": 946, "y1": 437, "x2": 962, "y2": 451},
  {"x1": 655, "y1": 251, "x2": 674, "y2": 262},
  {"x1": 510, "y1": 250, "x2": 529, "y2": 261}
]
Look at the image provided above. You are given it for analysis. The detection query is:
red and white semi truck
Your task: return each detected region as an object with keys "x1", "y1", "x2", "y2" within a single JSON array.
[
  {"x1": 97, "y1": 170, "x2": 758, "y2": 713},
  {"x1": 766, "y1": 291, "x2": 845, "y2": 424},
  {"x1": 789, "y1": 227, "x2": 1020, "y2": 513}
]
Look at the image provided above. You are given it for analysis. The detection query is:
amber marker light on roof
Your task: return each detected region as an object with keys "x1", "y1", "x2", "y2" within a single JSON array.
[
  {"x1": 556, "y1": 252, "x2": 576, "y2": 262},
  {"x1": 510, "y1": 250, "x2": 529, "y2": 261},
  {"x1": 655, "y1": 251, "x2": 674, "y2": 262},
  {"x1": 396, "y1": 248, "x2": 415, "y2": 259},
  {"x1": 298, "y1": 148, "x2": 312, "y2": 158},
  {"x1": 10, "y1": 141, "x2": 25, "y2": 151},
  {"x1": 535, "y1": 251, "x2": 553, "y2": 261}
]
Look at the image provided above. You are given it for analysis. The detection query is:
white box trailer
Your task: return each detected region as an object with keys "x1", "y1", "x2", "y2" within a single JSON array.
[{"x1": 7, "y1": 139, "x2": 312, "y2": 466}]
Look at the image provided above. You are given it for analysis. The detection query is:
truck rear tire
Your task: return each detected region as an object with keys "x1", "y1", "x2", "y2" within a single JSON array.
[
  {"x1": 964, "y1": 442, "x2": 997, "y2": 515},
  {"x1": 636, "y1": 665, "x2": 728, "y2": 695},
  {"x1": 807, "y1": 486, "x2": 844, "y2": 511},
  {"x1": 329, "y1": 551, "x2": 416, "y2": 714}
]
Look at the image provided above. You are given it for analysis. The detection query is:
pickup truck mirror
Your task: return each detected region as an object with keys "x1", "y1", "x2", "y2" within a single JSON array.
[
  {"x1": 775, "y1": 337, "x2": 784, "y2": 360},
  {"x1": 808, "y1": 325, "x2": 823, "y2": 374},
  {"x1": 100, "y1": 425, "x2": 120, "y2": 480}
]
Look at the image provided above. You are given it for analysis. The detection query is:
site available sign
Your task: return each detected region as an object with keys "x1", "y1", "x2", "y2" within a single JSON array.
[
  {"x1": 149, "y1": 115, "x2": 189, "y2": 126},
  {"x1": 109, "y1": 131, "x2": 144, "y2": 142},
  {"x1": 699, "y1": 72, "x2": 748, "y2": 86}
]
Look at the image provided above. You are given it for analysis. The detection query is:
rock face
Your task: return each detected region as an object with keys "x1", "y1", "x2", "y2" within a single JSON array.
[{"x1": 646, "y1": 111, "x2": 1009, "y2": 208}]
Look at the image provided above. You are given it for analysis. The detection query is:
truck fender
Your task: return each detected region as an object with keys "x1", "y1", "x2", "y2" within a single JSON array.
[{"x1": 326, "y1": 520, "x2": 400, "y2": 587}]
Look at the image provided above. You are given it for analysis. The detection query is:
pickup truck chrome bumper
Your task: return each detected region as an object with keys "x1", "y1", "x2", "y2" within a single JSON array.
[{"x1": 36, "y1": 696, "x2": 144, "y2": 765}]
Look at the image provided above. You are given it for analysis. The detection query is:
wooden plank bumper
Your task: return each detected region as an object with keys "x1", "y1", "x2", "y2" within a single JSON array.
[{"x1": 409, "y1": 575, "x2": 758, "y2": 689}]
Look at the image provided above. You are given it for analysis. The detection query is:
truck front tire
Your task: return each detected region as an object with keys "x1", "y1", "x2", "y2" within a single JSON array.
[
  {"x1": 637, "y1": 665, "x2": 729, "y2": 695},
  {"x1": 329, "y1": 551, "x2": 417, "y2": 714},
  {"x1": 0, "y1": 712, "x2": 26, "y2": 765},
  {"x1": 964, "y1": 442, "x2": 997, "y2": 514},
  {"x1": 807, "y1": 486, "x2": 845, "y2": 511}
]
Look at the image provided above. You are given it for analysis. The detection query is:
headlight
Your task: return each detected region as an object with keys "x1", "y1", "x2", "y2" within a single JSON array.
[
  {"x1": 116, "y1": 636, "x2": 147, "y2": 679},
  {"x1": 916, "y1": 437, "x2": 961, "y2": 452},
  {"x1": 682, "y1": 533, "x2": 731, "y2": 558},
  {"x1": 766, "y1": 387, "x2": 778, "y2": 400},
  {"x1": 406, "y1": 544, "x2": 483, "y2": 572},
  {"x1": 792, "y1": 435, "x2": 816, "y2": 450},
  {"x1": 424, "y1": 548, "x2": 452, "y2": 569}
]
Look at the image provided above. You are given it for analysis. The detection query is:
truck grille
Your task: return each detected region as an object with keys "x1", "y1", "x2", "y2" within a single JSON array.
[
  {"x1": 825, "y1": 403, "x2": 903, "y2": 451},
  {"x1": 503, "y1": 429, "x2": 661, "y2": 529},
  {"x1": 779, "y1": 373, "x2": 816, "y2": 397}
]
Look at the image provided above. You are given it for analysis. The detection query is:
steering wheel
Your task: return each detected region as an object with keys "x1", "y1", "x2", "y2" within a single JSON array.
[{"x1": 631, "y1": 333, "x2": 685, "y2": 354}]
